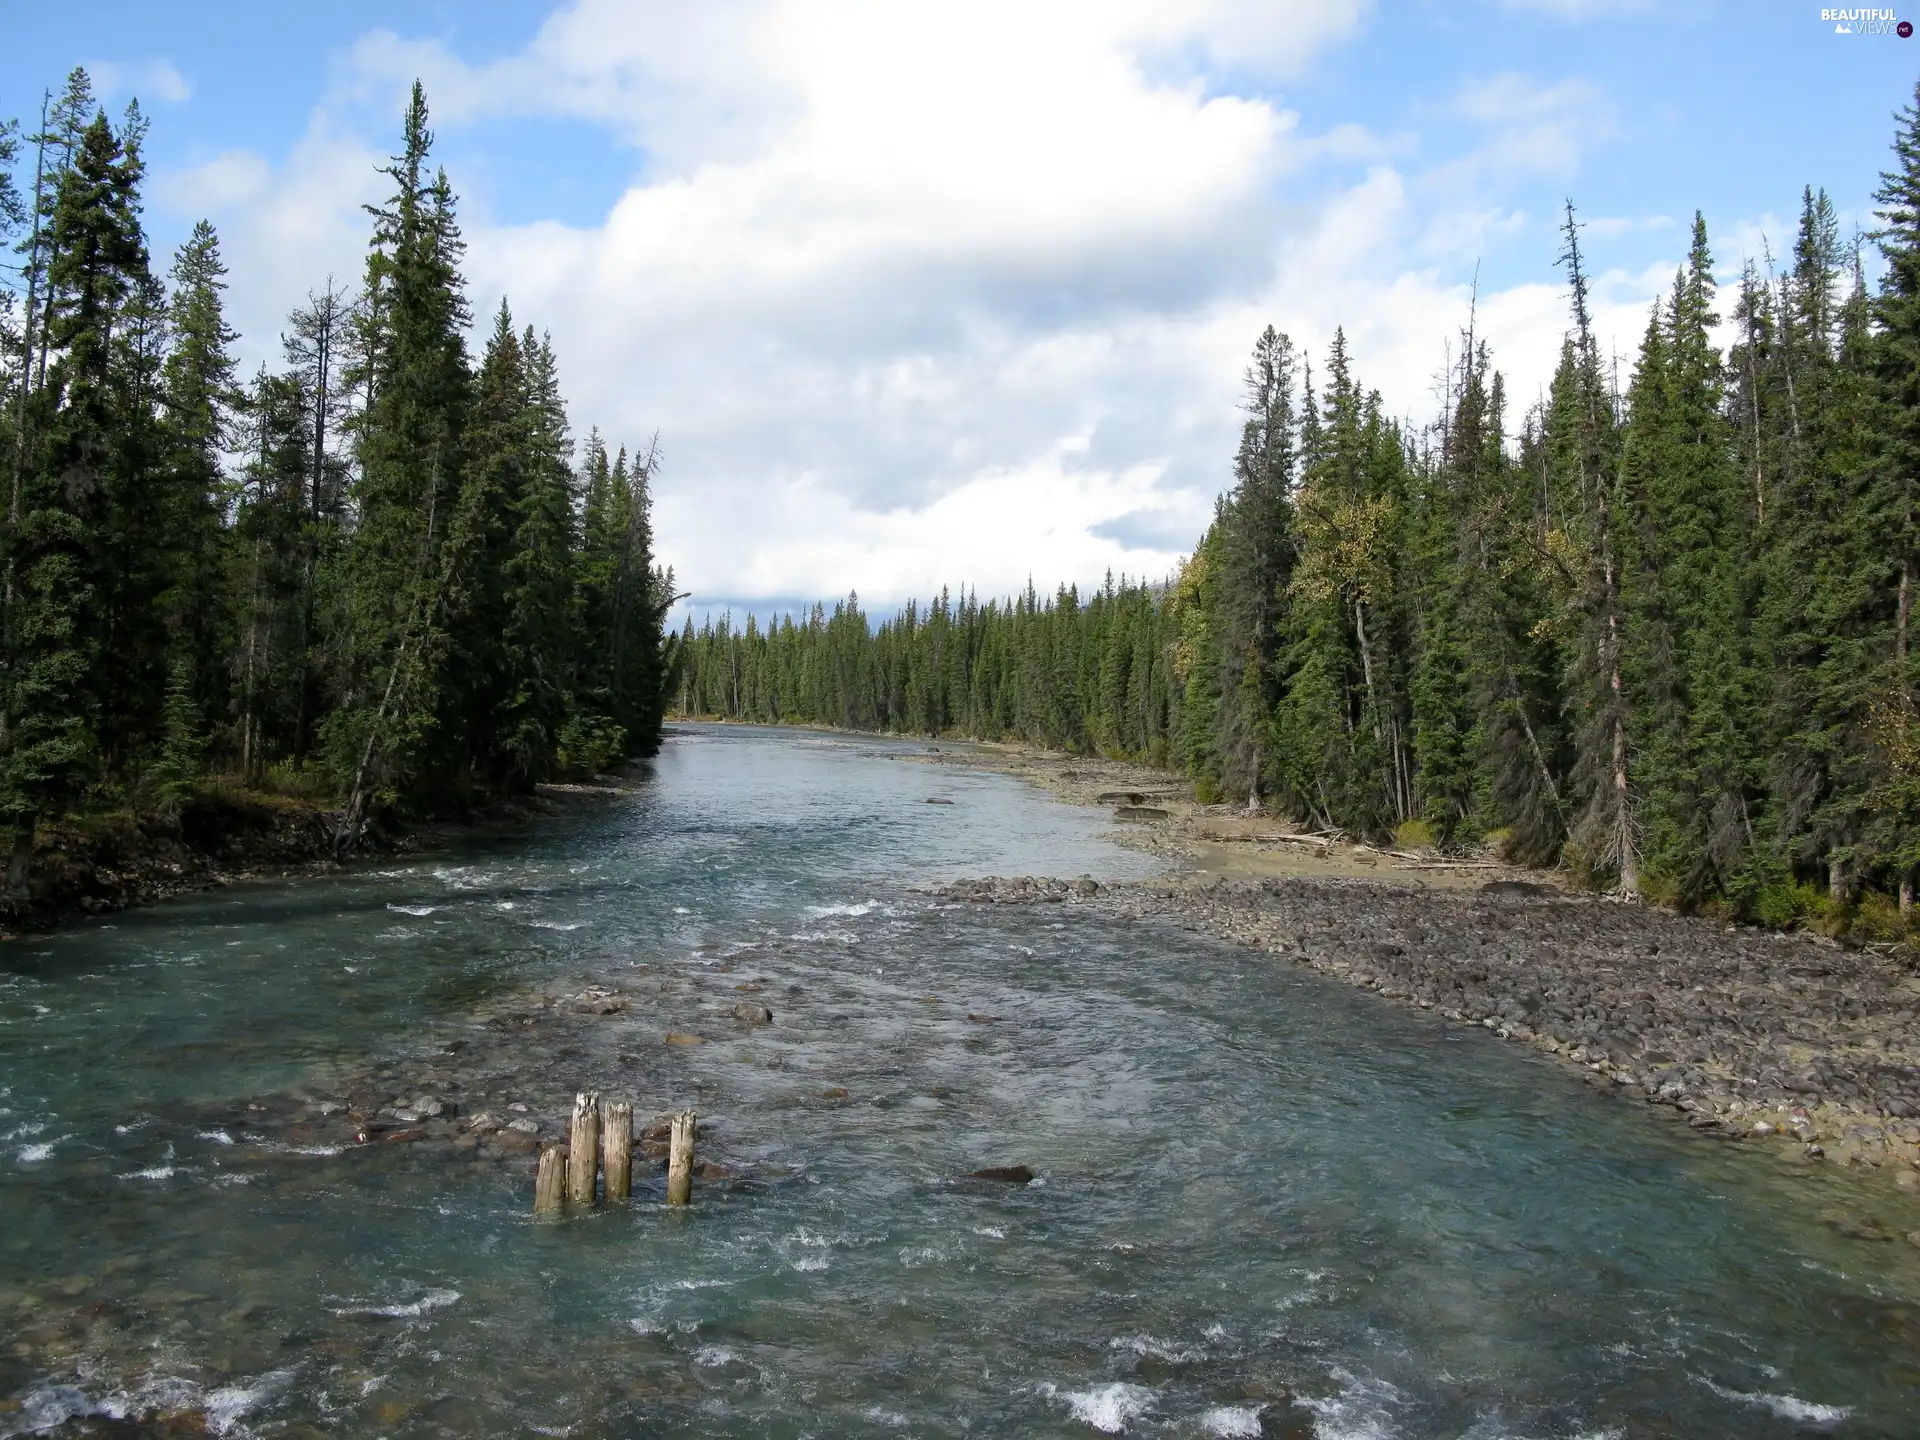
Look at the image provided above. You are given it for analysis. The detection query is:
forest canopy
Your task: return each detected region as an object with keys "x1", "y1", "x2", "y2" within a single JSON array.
[{"x1": 0, "y1": 75, "x2": 677, "y2": 892}]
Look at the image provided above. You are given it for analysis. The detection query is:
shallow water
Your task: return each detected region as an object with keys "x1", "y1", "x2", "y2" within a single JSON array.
[{"x1": 2, "y1": 725, "x2": 1917, "y2": 1438}]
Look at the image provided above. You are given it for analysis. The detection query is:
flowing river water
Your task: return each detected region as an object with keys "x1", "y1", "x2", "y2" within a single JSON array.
[{"x1": 1, "y1": 726, "x2": 1916, "y2": 1438}]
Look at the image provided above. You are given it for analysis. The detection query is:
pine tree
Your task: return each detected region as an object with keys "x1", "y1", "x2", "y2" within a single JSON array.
[
  {"x1": 1616, "y1": 215, "x2": 1746, "y2": 903},
  {"x1": 1548, "y1": 204, "x2": 1636, "y2": 894},
  {"x1": 159, "y1": 220, "x2": 239, "y2": 735},
  {"x1": 1214, "y1": 326, "x2": 1296, "y2": 809},
  {"x1": 1, "y1": 107, "x2": 149, "y2": 889},
  {"x1": 331, "y1": 82, "x2": 473, "y2": 840},
  {"x1": 1868, "y1": 79, "x2": 1920, "y2": 909}
]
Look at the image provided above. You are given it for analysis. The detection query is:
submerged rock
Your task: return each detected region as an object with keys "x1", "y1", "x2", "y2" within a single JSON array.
[{"x1": 966, "y1": 1164, "x2": 1034, "y2": 1184}]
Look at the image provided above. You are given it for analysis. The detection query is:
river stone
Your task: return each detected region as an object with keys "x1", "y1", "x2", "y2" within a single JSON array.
[
  {"x1": 966, "y1": 1165, "x2": 1034, "y2": 1184},
  {"x1": 731, "y1": 1002, "x2": 774, "y2": 1025}
]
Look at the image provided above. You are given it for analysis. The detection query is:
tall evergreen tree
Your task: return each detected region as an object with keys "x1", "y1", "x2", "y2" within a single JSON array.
[
  {"x1": 331, "y1": 82, "x2": 473, "y2": 840},
  {"x1": 1213, "y1": 326, "x2": 1296, "y2": 809},
  {"x1": 1, "y1": 105, "x2": 150, "y2": 884}
]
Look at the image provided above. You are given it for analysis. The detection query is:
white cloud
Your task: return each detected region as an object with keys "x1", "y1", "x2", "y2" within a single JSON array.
[
  {"x1": 151, "y1": 0, "x2": 1680, "y2": 615},
  {"x1": 154, "y1": 150, "x2": 272, "y2": 215},
  {"x1": 89, "y1": 58, "x2": 192, "y2": 106}
]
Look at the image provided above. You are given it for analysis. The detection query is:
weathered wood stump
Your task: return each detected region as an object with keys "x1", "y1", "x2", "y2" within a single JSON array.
[
  {"x1": 601, "y1": 1098, "x2": 633, "y2": 1202},
  {"x1": 534, "y1": 1142, "x2": 568, "y2": 1218},
  {"x1": 568, "y1": 1091, "x2": 601, "y2": 1206},
  {"x1": 666, "y1": 1110, "x2": 696, "y2": 1206}
]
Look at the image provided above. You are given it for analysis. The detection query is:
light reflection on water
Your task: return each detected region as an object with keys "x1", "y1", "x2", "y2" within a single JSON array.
[{"x1": 0, "y1": 725, "x2": 1915, "y2": 1437}]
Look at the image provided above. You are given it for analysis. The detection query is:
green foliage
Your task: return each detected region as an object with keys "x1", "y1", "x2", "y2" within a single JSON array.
[
  {"x1": 555, "y1": 713, "x2": 628, "y2": 780},
  {"x1": 0, "y1": 75, "x2": 678, "y2": 883},
  {"x1": 1751, "y1": 882, "x2": 1825, "y2": 931},
  {"x1": 1394, "y1": 819, "x2": 1438, "y2": 850},
  {"x1": 149, "y1": 658, "x2": 206, "y2": 813}
]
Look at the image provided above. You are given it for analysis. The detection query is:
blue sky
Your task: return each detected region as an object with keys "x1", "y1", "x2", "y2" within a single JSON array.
[{"x1": 4, "y1": 2, "x2": 1915, "y2": 622}]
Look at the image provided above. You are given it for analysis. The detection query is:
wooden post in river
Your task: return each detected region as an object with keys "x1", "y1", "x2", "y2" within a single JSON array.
[
  {"x1": 666, "y1": 1110, "x2": 696, "y2": 1206},
  {"x1": 568, "y1": 1092, "x2": 601, "y2": 1206},
  {"x1": 601, "y1": 1098, "x2": 633, "y2": 1202},
  {"x1": 533, "y1": 1143, "x2": 568, "y2": 1218}
]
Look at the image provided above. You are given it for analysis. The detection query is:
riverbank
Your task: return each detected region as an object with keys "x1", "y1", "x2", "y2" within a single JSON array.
[
  {"x1": 0, "y1": 776, "x2": 640, "y2": 940},
  {"x1": 909, "y1": 742, "x2": 1920, "y2": 1209}
]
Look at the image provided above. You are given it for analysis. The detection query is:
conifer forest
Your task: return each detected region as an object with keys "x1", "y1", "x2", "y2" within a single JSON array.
[
  {"x1": 0, "y1": 75, "x2": 675, "y2": 893},
  {"x1": 675, "y1": 86, "x2": 1920, "y2": 931}
]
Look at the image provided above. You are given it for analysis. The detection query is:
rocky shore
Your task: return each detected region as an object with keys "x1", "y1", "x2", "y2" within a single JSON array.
[{"x1": 930, "y1": 871, "x2": 1920, "y2": 1209}]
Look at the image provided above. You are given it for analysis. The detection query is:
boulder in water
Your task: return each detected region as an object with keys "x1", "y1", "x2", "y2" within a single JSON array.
[{"x1": 966, "y1": 1164, "x2": 1034, "y2": 1184}]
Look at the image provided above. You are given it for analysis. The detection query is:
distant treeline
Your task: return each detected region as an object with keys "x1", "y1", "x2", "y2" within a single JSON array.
[
  {"x1": 675, "y1": 579, "x2": 1176, "y2": 757},
  {"x1": 675, "y1": 86, "x2": 1920, "y2": 929},
  {"x1": 0, "y1": 76, "x2": 675, "y2": 892}
]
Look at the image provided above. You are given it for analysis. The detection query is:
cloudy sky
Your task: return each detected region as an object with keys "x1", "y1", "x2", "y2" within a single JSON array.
[{"x1": 4, "y1": 2, "x2": 1915, "y2": 623}]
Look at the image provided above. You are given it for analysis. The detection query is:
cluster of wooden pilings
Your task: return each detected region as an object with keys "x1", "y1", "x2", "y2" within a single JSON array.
[{"x1": 533, "y1": 1091, "x2": 696, "y2": 1218}]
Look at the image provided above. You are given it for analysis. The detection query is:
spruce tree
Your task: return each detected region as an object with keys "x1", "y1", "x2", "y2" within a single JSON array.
[
  {"x1": 1548, "y1": 204, "x2": 1636, "y2": 894},
  {"x1": 1214, "y1": 326, "x2": 1296, "y2": 809},
  {"x1": 1, "y1": 108, "x2": 148, "y2": 887},
  {"x1": 159, "y1": 220, "x2": 239, "y2": 736},
  {"x1": 331, "y1": 82, "x2": 472, "y2": 839}
]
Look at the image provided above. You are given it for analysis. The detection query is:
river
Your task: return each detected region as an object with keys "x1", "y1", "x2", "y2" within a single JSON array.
[{"x1": 1, "y1": 726, "x2": 1914, "y2": 1437}]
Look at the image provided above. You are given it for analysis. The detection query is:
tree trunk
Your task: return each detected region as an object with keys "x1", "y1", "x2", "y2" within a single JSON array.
[
  {"x1": 6, "y1": 813, "x2": 36, "y2": 901},
  {"x1": 1900, "y1": 872, "x2": 1913, "y2": 917},
  {"x1": 340, "y1": 634, "x2": 412, "y2": 852},
  {"x1": 1354, "y1": 599, "x2": 1383, "y2": 746},
  {"x1": 1898, "y1": 552, "x2": 1911, "y2": 670},
  {"x1": 1600, "y1": 540, "x2": 1637, "y2": 897}
]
